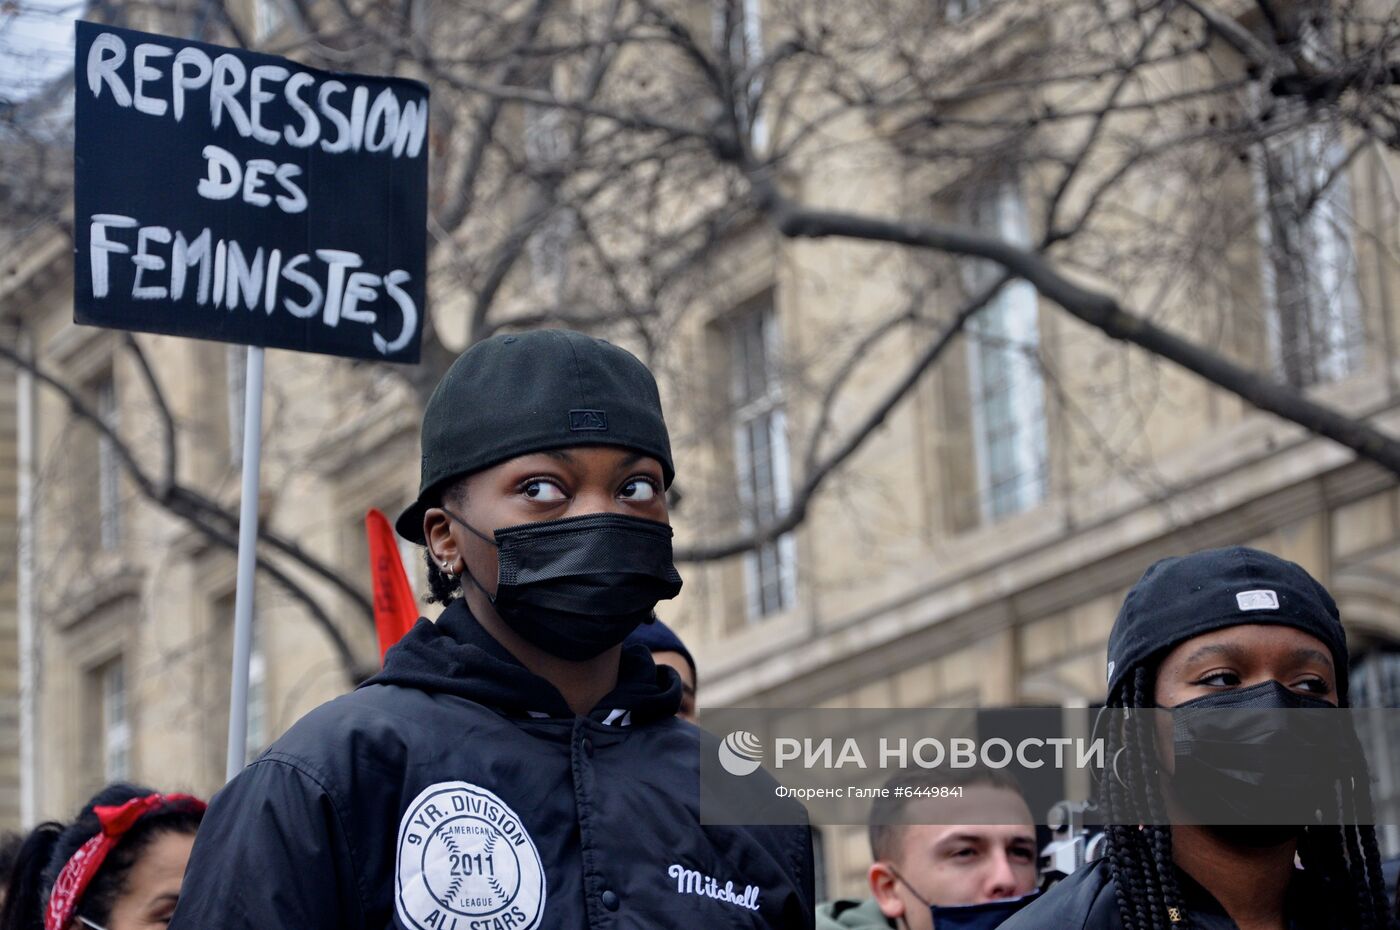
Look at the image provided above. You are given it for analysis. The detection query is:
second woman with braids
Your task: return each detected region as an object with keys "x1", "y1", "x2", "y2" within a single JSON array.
[{"x1": 1002, "y1": 545, "x2": 1396, "y2": 930}]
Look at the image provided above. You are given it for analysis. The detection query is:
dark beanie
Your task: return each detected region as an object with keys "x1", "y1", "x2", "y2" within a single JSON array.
[
  {"x1": 625, "y1": 618, "x2": 696, "y2": 681},
  {"x1": 1106, "y1": 546, "x2": 1348, "y2": 701},
  {"x1": 396, "y1": 330, "x2": 674, "y2": 543}
]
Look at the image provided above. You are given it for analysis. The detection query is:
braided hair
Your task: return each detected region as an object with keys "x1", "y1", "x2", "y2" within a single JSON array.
[
  {"x1": 0, "y1": 783, "x2": 203, "y2": 930},
  {"x1": 1100, "y1": 666, "x2": 1396, "y2": 930}
]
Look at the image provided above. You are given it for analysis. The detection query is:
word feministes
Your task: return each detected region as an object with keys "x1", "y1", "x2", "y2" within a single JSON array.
[{"x1": 74, "y1": 22, "x2": 428, "y2": 363}]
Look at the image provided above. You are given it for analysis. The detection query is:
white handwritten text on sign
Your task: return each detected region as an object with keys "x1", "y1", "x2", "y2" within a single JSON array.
[{"x1": 75, "y1": 22, "x2": 429, "y2": 363}]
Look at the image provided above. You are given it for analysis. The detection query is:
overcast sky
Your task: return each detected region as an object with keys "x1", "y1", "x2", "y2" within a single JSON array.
[{"x1": 0, "y1": 0, "x2": 82, "y2": 105}]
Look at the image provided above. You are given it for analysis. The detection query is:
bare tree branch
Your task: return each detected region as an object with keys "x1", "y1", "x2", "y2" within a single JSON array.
[
  {"x1": 122, "y1": 334, "x2": 177, "y2": 496},
  {"x1": 1181, "y1": 0, "x2": 1276, "y2": 69},
  {"x1": 746, "y1": 177, "x2": 1400, "y2": 476},
  {"x1": 0, "y1": 342, "x2": 373, "y2": 682},
  {"x1": 675, "y1": 274, "x2": 1009, "y2": 561},
  {"x1": 432, "y1": 0, "x2": 559, "y2": 234}
]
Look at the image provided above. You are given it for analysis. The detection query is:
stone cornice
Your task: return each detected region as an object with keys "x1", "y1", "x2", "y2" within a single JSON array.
[
  {"x1": 702, "y1": 381, "x2": 1400, "y2": 706},
  {"x1": 49, "y1": 561, "x2": 143, "y2": 632},
  {"x1": 0, "y1": 232, "x2": 70, "y2": 313}
]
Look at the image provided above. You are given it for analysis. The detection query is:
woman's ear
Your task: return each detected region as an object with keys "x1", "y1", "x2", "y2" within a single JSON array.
[{"x1": 423, "y1": 508, "x2": 459, "y2": 571}]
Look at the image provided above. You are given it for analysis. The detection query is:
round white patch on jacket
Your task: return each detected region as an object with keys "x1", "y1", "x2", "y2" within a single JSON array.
[{"x1": 396, "y1": 781, "x2": 546, "y2": 930}]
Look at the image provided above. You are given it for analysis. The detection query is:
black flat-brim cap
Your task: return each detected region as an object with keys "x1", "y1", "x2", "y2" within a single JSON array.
[
  {"x1": 1106, "y1": 545, "x2": 1348, "y2": 700},
  {"x1": 396, "y1": 329, "x2": 675, "y2": 544}
]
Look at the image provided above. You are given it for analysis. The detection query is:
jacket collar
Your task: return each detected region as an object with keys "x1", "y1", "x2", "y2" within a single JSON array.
[{"x1": 363, "y1": 598, "x2": 682, "y2": 725}]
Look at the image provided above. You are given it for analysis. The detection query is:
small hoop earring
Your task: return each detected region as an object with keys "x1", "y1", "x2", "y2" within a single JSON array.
[
  {"x1": 441, "y1": 561, "x2": 454, "y2": 574},
  {"x1": 1112, "y1": 747, "x2": 1129, "y2": 788}
]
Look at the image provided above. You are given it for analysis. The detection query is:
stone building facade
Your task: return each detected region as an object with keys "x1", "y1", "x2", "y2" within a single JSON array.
[{"x1": 2, "y1": 0, "x2": 1399, "y2": 902}]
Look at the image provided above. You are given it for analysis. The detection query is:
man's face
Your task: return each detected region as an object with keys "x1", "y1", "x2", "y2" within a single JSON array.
[
  {"x1": 650, "y1": 649, "x2": 696, "y2": 721},
  {"x1": 869, "y1": 786, "x2": 1038, "y2": 930}
]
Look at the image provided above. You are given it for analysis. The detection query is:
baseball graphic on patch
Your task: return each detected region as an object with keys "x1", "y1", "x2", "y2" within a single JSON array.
[{"x1": 396, "y1": 782, "x2": 546, "y2": 930}]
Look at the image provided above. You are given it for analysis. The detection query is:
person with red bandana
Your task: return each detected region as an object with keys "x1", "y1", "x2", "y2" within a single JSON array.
[{"x1": 0, "y1": 783, "x2": 205, "y2": 930}]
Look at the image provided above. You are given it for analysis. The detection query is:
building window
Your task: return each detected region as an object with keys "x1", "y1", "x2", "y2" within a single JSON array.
[
  {"x1": 397, "y1": 529, "x2": 423, "y2": 600},
  {"x1": 100, "y1": 659, "x2": 130, "y2": 781},
  {"x1": 526, "y1": 207, "x2": 576, "y2": 299},
  {"x1": 1255, "y1": 120, "x2": 1363, "y2": 388},
  {"x1": 216, "y1": 593, "x2": 268, "y2": 765},
  {"x1": 962, "y1": 181, "x2": 1048, "y2": 522},
  {"x1": 714, "y1": 0, "x2": 767, "y2": 150},
  {"x1": 522, "y1": 75, "x2": 576, "y2": 299},
  {"x1": 245, "y1": 621, "x2": 267, "y2": 763},
  {"x1": 254, "y1": 0, "x2": 285, "y2": 42},
  {"x1": 96, "y1": 372, "x2": 122, "y2": 548},
  {"x1": 946, "y1": 0, "x2": 985, "y2": 21},
  {"x1": 226, "y1": 345, "x2": 246, "y2": 463},
  {"x1": 524, "y1": 101, "x2": 569, "y2": 169},
  {"x1": 729, "y1": 298, "x2": 796, "y2": 619},
  {"x1": 1352, "y1": 649, "x2": 1400, "y2": 858}
]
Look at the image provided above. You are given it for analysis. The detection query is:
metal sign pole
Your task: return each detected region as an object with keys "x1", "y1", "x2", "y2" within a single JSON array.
[{"x1": 225, "y1": 345, "x2": 265, "y2": 781}]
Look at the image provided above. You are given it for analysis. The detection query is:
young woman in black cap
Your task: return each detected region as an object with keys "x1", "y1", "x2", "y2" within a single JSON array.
[
  {"x1": 170, "y1": 330, "x2": 814, "y2": 929},
  {"x1": 1001, "y1": 545, "x2": 1396, "y2": 930}
]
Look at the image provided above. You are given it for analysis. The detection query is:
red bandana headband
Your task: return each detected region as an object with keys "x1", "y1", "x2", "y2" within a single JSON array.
[{"x1": 45, "y1": 793, "x2": 206, "y2": 930}]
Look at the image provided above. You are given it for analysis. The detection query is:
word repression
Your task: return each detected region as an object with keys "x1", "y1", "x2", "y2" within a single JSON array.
[{"x1": 84, "y1": 32, "x2": 427, "y2": 163}]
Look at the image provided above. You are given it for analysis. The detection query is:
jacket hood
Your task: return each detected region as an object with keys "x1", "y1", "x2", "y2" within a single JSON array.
[{"x1": 362, "y1": 598, "x2": 682, "y2": 724}]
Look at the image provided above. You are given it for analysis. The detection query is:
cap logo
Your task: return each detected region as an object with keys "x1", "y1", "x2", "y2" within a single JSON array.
[
  {"x1": 569, "y1": 409, "x2": 608, "y2": 431},
  {"x1": 1236, "y1": 589, "x2": 1280, "y2": 611}
]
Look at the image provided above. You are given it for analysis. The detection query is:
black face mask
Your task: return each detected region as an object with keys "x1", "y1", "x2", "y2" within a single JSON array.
[
  {"x1": 890, "y1": 866, "x2": 1039, "y2": 930},
  {"x1": 446, "y1": 510, "x2": 683, "y2": 661},
  {"x1": 929, "y1": 895, "x2": 1041, "y2": 930},
  {"x1": 1169, "y1": 680, "x2": 1347, "y2": 845}
]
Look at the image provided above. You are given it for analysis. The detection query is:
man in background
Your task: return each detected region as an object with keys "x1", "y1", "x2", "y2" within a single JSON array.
[{"x1": 819, "y1": 768, "x2": 1039, "y2": 930}]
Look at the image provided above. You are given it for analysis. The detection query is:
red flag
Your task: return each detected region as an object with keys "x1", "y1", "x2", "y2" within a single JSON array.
[{"x1": 366, "y1": 508, "x2": 419, "y2": 664}]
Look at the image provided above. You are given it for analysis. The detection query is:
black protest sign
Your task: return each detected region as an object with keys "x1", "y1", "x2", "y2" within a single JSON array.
[{"x1": 74, "y1": 22, "x2": 428, "y2": 363}]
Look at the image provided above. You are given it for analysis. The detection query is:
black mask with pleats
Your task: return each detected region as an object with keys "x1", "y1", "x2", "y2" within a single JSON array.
[
  {"x1": 1169, "y1": 680, "x2": 1351, "y2": 845},
  {"x1": 891, "y1": 867, "x2": 1040, "y2": 930},
  {"x1": 929, "y1": 893, "x2": 1041, "y2": 930},
  {"x1": 447, "y1": 510, "x2": 683, "y2": 661}
]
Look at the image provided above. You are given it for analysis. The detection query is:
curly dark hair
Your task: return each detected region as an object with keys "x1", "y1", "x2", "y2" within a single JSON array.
[
  {"x1": 423, "y1": 477, "x2": 468, "y2": 606},
  {"x1": 0, "y1": 783, "x2": 204, "y2": 930},
  {"x1": 424, "y1": 547, "x2": 463, "y2": 605},
  {"x1": 1099, "y1": 666, "x2": 1395, "y2": 930}
]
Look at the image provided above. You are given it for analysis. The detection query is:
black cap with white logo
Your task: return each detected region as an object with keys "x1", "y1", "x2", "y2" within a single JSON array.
[
  {"x1": 395, "y1": 330, "x2": 675, "y2": 544},
  {"x1": 1106, "y1": 546, "x2": 1348, "y2": 700}
]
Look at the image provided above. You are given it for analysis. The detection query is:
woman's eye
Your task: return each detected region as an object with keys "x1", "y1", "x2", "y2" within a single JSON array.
[
  {"x1": 951, "y1": 848, "x2": 978, "y2": 860},
  {"x1": 1195, "y1": 671, "x2": 1241, "y2": 687},
  {"x1": 522, "y1": 479, "x2": 567, "y2": 502},
  {"x1": 619, "y1": 478, "x2": 658, "y2": 502},
  {"x1": 1294, "y1": 678, "x2": 1332, "y2": 695}
]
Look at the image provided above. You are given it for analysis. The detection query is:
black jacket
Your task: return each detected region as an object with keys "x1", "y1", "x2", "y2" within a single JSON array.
[
  {"x1": 1000, "y1": 859, "x2": 1328, "y2": 930},
  {"x1": 170, "y1": 600, "x2": 815, "y2": 929}
]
